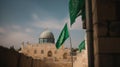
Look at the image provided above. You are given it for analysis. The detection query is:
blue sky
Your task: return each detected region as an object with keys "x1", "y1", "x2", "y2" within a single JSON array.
[{"x1": 0, "y1": 0, "x2": 85, "y2": 49}]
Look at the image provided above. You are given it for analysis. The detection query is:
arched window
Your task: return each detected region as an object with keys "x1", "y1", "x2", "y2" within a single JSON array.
[
  {"x1": 34, "y1": 50, "x2": 37, "y2": 54},
  {"x1": 63, "y1": 53, "x2": 67, "y2": 59},
  {"x1": 39, "y1": 38, "x2": 43, "y2": 43},
  {"x1": 43, "y1": 39, "x2": 47, "y2": 43},
  {"x1": 48, "y1": 51, "x2": 52, "y2": 57},
  {"x1": 27, "y1": 50, "x2": 29, "y2": 53},
  {"x1": 41, "y1": 50, "x2": 44, "y2": 54}
]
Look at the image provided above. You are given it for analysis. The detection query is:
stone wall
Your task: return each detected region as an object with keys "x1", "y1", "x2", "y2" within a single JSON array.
[
  {"x1": 0, "y1": 46, "x2": 72, "y2": 67},
  {"x1": 92, "y1": 0, "x2": 120, "y2": 67}
]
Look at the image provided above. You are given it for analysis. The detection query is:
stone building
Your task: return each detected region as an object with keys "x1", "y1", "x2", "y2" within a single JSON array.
[
  {"x1": 19, "y1": 30, "x2": 74, "y2": 62},
  {"x1": 73, "y1": 35, "x2": 88, "y2": 67},
  {"x1": 85, "y1": 0, "x2": 120, "y2": 67}
]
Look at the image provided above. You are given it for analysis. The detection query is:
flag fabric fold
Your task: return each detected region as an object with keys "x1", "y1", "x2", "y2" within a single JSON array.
[
  {"x1": 78, "y1": 40, "x2": 85, "y2": 52},
  {"x1": 69, "y1": 0, "x2": 85, "y2": 26},
  {"x1": 56, "y1": 23, "x2": 69, "y2": 49}
]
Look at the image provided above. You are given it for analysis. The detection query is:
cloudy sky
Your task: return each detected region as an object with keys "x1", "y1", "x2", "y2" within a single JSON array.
[{"x1": 0, "y1": 0, "x2": 85, "y2": 49}]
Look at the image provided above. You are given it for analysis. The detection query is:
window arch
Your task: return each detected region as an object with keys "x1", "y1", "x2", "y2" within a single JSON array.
[
  {"x1": 41, "y1": 50, "x2": 44, "y2": 54},
  {"x1": 34, "y1": 50, "x2": 37, "y2": 54},
  {"x1": 48, "y1": 51, "x2": 52, "y2": 57},
  {"x1": 63, "y1": 53, "x2": 67, "y2": 59}
]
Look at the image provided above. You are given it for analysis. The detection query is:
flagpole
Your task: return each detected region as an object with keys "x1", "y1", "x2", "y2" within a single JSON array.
[
  {"x1": 67, "y1": 23, "x2": 73, "y2": 67},
  {"x1": 70, "y1": 36, "x2": 74, "y2": 67}
]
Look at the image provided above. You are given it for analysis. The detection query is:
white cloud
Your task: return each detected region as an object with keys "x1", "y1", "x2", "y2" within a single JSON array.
[
  {"x1": 11, "y1": 24, "x2": 34, "y2": 33},
  {"x1": 33, "y1": 16, "x2": 83, "y2": 31},
  {"x1": 32, "y1": 13, "x2": 39, "y2": 20},
  {"x1": 64, "y1": 16, "x2": 83, "y2": 30},
  {"x1": 72, "y1": 16, "x2": 83, "y2": 29},
  {"x1": 25, "y1": 28, "x2": 34, "y2": 33},
  {"x1": 0, "y1": 31, "x2": 35, "y2": 49},
  {"x1": 0, "y1": 27, "x2": 6, "y2": 34},
  {"x1": 0, "y1": 25, "x2": 35, "y2": 49},
  {"x1": 12, "y1": 25, "x2": 21, "y2": 30},
  {"x1": 33, "y1": 19, "x2": 63, "y2": 30}
]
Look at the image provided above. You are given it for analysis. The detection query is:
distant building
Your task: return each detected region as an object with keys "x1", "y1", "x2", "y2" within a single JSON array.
[
  {"x1": 73, "y1": 35, "x2": 88, "y2": 67},
  {"x1": 19, "y1": 30, "x2": 75, "y2": 62}
]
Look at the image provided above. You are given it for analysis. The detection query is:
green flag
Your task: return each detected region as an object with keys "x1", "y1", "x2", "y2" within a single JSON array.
[
  {"x1": 56, "y1": 23, "x2": 69, "y2": 49},
  {"x1": 69, "y1": 0, "x2": 85, "y2": 26},
  {"x1": 79, "y1": 40, "x2": 85, "y2": 52}
]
